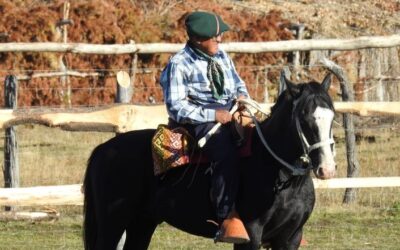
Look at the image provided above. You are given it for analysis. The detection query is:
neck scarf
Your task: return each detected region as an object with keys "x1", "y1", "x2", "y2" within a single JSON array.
[{"x1": 189, "y1": 43, "x2": 225, "y2": 99}]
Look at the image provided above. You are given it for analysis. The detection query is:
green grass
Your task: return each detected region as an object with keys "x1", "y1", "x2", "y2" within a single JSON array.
[
  {"x1": 0, "y1": 125, "x2": 399, "y2": 249},
  {"x1": 304, "y1": 204, "x2": 400, "y2": 249},
  {"x1": 0, "y1": 204, "x2": 399, "y2": 249}
]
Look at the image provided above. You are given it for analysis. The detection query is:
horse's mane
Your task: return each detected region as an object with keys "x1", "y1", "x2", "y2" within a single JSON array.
[{"x1": 264, "y1": 81, "x2": 334, "y2": 126}]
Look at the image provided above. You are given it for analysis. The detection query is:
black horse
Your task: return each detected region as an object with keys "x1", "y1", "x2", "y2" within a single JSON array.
[{"x1": 83, "y1": 72, "x2": 336, "y2": 250}]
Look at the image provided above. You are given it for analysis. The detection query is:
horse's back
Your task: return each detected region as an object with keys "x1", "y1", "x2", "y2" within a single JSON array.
[
  {"x1": 84, "y1": 128, "x2": 156, "y2": 199},
  {"x1": 87, "y1": 128, "x2": 155, "y2": 170}
]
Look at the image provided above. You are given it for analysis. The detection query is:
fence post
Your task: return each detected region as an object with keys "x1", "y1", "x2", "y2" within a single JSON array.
[
  {"x1": 115, "y1": 70, "x2": 133, "y2": 104},
  {"x1": 115, "y1": 49, "x2": 136, "y2": 104},
  {"x1": 320, "y1": 57, "x2": 360, "y2": 204},
  {"x1": 57, "y1": 1, "x2": 72, "y2": 107},
  {"x1": 115, "y1": 47, "x2": 137, "y2": 250},
  {"x1": 3, "y1": 75, "x2": 19, "y2": 210}
]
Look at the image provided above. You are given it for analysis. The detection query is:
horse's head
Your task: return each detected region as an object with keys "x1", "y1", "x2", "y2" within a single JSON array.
[{"x1": 281, "y1": 72, "x2": 336, "y2": 179}]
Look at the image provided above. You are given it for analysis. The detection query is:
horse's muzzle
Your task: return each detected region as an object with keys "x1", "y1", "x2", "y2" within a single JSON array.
[{"x1": 314, "y1": 165, "x2": 336, "y2": 179}]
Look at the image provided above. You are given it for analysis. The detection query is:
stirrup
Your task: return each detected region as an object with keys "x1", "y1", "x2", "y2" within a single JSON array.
[{"x1": 214, "y1": 211, "x2": 250, "y2": 244}]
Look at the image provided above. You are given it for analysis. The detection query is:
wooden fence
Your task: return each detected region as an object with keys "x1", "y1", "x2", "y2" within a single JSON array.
[
  {"x1": 1, "y1": 37, "x2": 400, "y2": 207},
  {"x1": 0, "y1": 100, "x2": 398, "y2": 207},
  {"x1": 2, "y1": 177, "x2": 400, "y2": 207},
  {"x1": 0, "y1": 102, "x2": 399, "y2": 133},
  {"x1": 1, "y1": 35, "x2": 399, "y2": 54}
]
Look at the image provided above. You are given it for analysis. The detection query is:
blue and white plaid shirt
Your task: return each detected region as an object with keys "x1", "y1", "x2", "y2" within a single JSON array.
[{"x1": 160, "y1": 44, "x2": 249, "y2": 124}]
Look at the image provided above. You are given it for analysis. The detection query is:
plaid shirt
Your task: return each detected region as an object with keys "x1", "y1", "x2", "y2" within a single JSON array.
[{"x1": 160, "y1": 44, "x2": 249, "y2": 124}]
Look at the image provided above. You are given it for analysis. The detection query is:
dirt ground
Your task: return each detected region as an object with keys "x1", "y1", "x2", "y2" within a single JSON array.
[
  {"x1": 240, "y1": 0, "x2": 399, "y2": 38},
  {"x1": 0, "y1": 0, "x2": 398, "y2": 106}
]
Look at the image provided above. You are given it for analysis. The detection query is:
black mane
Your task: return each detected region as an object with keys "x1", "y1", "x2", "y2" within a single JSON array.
[{"x1": 270, "y1": 81, "x2": 334, "y2": 120}]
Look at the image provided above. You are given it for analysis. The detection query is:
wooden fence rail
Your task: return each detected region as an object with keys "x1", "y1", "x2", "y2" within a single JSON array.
[
  {"x1": 1, "y1": 177, "x2": 399, "y2": 207},
  {"x1": 0, "y1": 102, "x2": 398, "y2": 132},
  {"x1": 0, "y1": 35, "x2": 399, "y2": 54}
]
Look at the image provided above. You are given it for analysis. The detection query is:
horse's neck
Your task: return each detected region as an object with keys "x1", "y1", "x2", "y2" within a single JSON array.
[
  {"x1": 260, "y1": 101, "x2": 303, "y2": 161},
  {"x1": 263, "y1": 102, "x2": 293, "y2": 141}
]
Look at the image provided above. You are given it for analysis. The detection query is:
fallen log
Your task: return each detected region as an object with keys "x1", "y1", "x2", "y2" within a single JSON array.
[{"x1": 0, "y1": 211, "x2": 60, "y2": 221}]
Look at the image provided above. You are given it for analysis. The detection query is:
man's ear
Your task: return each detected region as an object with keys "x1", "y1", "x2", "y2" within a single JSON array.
[{"x1": 280, "y1": 70, "x2": 301, "y2": 98}]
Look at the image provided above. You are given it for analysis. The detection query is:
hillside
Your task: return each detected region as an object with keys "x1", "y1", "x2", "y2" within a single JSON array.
[
  {"x1": 0, "y1": 0, "x2": 398, "y2": 106},
  {"x1": 240, "y1": 0, "x2": 399, "y2": 38}
]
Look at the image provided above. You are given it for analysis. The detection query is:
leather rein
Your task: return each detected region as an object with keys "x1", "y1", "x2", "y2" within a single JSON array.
[{"x1": 239, "y1": 98, "x2": 334, "y2": 176}]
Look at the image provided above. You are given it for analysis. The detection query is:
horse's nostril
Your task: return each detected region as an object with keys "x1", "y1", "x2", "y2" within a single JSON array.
[{"x1": 317, "y1": 168, "x2": 323, "y2": 177}]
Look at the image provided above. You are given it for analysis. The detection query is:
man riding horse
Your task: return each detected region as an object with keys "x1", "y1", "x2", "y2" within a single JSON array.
[{"x1": 159, "y1": 11, "x2": 250, "y2": 244}]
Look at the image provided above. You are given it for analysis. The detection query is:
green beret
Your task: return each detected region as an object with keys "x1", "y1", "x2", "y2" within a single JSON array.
[{"x1": 185, "y1": 11, "x2": 230, "y2": 39}]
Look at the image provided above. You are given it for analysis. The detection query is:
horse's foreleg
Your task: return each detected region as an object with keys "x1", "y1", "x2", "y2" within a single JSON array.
[
  {"x1": 233, "y1": 222, "x2": 263, "y2": 250},
  {"x1": 122, "y1": 215, "x2": 157, "y2": 250},
  {"x1": 269, "y1": 219, "x2": 305, "y2": 250},
  {"x1": 269, "y1": 232, "x2": 302, "y2": 250}
]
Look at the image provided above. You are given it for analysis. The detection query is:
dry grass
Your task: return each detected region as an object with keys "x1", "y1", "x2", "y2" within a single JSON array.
[
  {"x1": 0, "y1": 125, "x2": 114, "y2": 186},
  {"x1": 0, "y1": 123, "x2": 399, "y2": 249}
]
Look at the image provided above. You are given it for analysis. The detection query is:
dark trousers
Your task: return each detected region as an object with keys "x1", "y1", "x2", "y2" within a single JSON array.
[{"x1": 170, "y1": 119, "x2": 239, "y2": 223}]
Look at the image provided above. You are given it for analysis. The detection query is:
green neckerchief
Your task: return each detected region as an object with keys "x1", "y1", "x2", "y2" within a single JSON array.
[{"x1": 189, "y1": 43, "x2": 225, "y2": 100}]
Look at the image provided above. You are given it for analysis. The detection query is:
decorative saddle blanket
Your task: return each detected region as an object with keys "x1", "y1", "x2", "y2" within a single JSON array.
[
  {"x1": 151, "y1": 108, "x2": 265, "y2": 176},
  {"x1": 152, "y1": 124, "x2": 194, "y2": 176}
]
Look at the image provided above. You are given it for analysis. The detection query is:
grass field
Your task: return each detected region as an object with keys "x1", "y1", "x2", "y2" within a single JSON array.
[
  {"x1": 0, "y1": 123, "x2": 399, "y2": 249},
  {"x1": 0, "y1": 204, "x2": 399, "y2": 250}
]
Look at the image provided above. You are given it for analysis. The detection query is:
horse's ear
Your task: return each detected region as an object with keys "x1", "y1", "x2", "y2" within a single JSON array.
[
  {"x1": 321, "y1": 73, "x2": 332, "y2": 92},
  {"x1": 280, "y1": 70, "x2": 300, "y2": 97},
  {"x1": 278, "y1": 69, "x2": 288, "y2": 95}
]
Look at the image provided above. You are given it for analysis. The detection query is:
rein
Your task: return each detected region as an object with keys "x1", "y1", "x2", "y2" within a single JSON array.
[{"x1": 239, "y1": 97, "x2": 334, "y2": 176}]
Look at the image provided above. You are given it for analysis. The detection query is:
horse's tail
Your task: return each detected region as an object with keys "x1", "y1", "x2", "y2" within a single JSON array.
[{"x1": 83, "y1": 144, "x2": 105, "y2": 250}]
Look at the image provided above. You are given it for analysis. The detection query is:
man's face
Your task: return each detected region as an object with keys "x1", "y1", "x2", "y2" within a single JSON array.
[{"x1": 193, "y1": 33, "x2": 223, "y2": 56}]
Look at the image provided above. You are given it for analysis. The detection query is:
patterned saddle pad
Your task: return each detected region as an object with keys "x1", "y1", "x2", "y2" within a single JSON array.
[
  {"x1": 151, "y1": 124, "x2": 254, "y2": 176},
  {"x1": 151, "y1": 124, "x2": 194, "y2": 175}
]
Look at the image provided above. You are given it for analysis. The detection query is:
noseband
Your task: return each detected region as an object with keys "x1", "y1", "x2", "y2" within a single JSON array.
[{"x1": 241, "y1": 94, "x2": 334, "y2": 176}]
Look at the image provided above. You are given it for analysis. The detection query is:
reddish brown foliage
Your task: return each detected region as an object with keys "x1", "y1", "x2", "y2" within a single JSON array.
[{"x1": 0, "y1": 0, "x2": 293, "y2": 106}]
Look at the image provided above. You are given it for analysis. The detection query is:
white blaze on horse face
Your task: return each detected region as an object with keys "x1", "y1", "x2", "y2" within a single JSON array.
[{"x1": 313, "y1": 106, "x2": 336, "y2": 179}]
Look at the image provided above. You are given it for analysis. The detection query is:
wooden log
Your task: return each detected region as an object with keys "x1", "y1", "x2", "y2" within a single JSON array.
[
  {"x1": 0, "y1": 184, "x2": 83, "y2": 206},
  {"x1": 313, "y1": 177, "x2": 400, "y2": 189},
  {"x1": 333, "y1": 102, "x2": 400, "y2": 116},
  {"x1": 1, "y1": 177, "x2": 399, "y2": 206},
  {"x1": 0, "y1": 104, "x2": 168, "y2": 133},
  {"x1": 0, "y1": 102, "x2": 398, "y2": 133},
  {"x1": 115, "y1": 70, "x2": 133, "y2": 103},
  {"x1": 0, "y1": 35, "x2": 399, "y2": 54},
  {"x1": 260, "y1": 102, "x2": 400, "y2": 116},
  {"x1": 0, "y1": 211, "x2": 60, "y2": 221}
]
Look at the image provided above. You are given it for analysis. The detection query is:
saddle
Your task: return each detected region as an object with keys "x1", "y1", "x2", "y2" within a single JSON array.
[{"x1": 152, "y1": 107, "x2": 266, "y2": 176}]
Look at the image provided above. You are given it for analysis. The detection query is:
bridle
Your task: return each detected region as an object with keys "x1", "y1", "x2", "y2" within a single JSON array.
[
  {"x1": 292, "y1": 95, "x2": 335, "y2": 172},
  {"x1": 240, "y1": 95, "x2": 335, "y2": 176}
]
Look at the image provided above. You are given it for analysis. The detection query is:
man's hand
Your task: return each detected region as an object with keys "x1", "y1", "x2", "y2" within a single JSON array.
[{"x1": 215, "y1": 109, "x2": 232, "y2": 124}]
